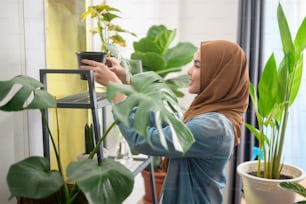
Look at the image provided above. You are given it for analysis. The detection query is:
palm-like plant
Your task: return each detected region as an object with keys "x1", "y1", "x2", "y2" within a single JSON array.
[
  {"x1": 1, "y1": 71, "x2": 194, "y2": 203},
  {"x1": 245, "y1": 3, "x2": 306, "y2": 179}
]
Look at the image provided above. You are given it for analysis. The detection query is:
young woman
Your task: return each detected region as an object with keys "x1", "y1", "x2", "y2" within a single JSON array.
[{"x1": 80, "y1": 40, "x2": 249, "y2": 204}]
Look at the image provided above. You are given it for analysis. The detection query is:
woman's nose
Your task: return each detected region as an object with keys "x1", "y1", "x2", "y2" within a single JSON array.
[{"x1": 187, "y1": 67, "x2": 192, "y2": 76}]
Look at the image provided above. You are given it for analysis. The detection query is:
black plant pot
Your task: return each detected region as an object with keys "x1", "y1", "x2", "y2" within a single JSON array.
[{"x1": 76, "y1": 51, "x2": 107, "y2": 80}]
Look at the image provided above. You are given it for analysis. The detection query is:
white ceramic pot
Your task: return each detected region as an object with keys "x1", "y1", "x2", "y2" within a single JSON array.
[{"x1": 237, "y1": 160, "x2": 305, "y2": 204}]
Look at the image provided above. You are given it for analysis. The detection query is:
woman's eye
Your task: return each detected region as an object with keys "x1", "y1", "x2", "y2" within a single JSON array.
[{"x1": 194, "y1": 62, "x2": 201, "y2": 68}]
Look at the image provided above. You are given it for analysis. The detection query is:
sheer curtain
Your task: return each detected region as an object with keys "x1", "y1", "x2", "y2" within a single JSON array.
[{"x1": 227, "y1": 1, "x2": 264, "y2": 204}]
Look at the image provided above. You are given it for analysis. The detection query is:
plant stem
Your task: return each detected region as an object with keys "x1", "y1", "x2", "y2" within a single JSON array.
[
  {"x1": 89, "y1": 118, "x2": 120, "y2": 159},
  {"x1": 41, "y1": 110, "x2": 70, "y2": 201}
]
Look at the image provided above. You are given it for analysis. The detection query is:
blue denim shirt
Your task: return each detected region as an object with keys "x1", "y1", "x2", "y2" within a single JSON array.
[{"x1": 116, "y1": 111, "x2": 234, "y2": 204}]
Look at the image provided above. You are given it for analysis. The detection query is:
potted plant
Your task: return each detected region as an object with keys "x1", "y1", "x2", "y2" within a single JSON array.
[
  {"x1": 1, "y1": 70, "x2": 194, "y2": 203},
  {"x1": 78, "y1": 0, "x2": 136, "y2": 79},
  {"x1": 131, "y1": 24, "x2": 197, "y2": 97},
  {"x1": 237, "y1": 3, "x2": 306, "y2": 204},
  {"x1": 80, "y1": 0, "x2": 136, "y2": 54}
]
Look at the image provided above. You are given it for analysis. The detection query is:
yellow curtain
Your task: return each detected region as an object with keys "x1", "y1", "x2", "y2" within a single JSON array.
[{"x1": 45, "y1": 0, "x2": 88, "y2": 177}]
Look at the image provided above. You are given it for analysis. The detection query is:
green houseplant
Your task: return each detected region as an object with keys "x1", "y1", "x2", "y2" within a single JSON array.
[
  {"x1": 131, "y1": 24, "x2": 197, "y2": 97},
  {"x1": 1, "y1": 71, "x2": 194, "y2": 203},
  {"x1": 81, "y1": 0, "x2": 136, "y2": 54},
  {"x1": 237, "y1": 3, "x2": 306, "y2": 204},
  {"x1": 80, "y1": 0, "x2": 136, "y2": 80}
]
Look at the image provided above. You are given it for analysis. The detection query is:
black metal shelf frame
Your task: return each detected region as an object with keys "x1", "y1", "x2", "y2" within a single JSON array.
[{"x1": 39, "y1": 68, "x2": 158, "y2": 204}]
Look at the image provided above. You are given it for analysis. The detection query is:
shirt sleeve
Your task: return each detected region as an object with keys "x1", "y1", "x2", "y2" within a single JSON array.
[{"x1": 115, "y1": 109, "x2": 234, "y2": 159}]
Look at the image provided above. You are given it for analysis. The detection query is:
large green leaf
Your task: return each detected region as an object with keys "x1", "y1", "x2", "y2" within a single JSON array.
[
  {"x1": 258, "y1": 54, "x2": 278, "y2": 117},
  {"x1": 147, "y1": 24, "x2": 167, "y2": 38},
  {"x1": 166, "y1": 74, "x2": 189, "y2": 88},
  {"x1": 249, "y1": 83, "x2": 258, "y2": 116},
  {"x1": 154, "y1": 29, "x2": 176, "y2": 55},
  {"x1": 156, "y1": 67, "x2": 182, "y2": 77},
  {"x1": 165, "y1": 42, "x2": 197, "y2": 68},
  {"x1": 277, "y1": 3, "x2": 295, "y2": 56},
  {"x1": 289, "y1": 55, "x2": 303, "y2": 105},
  {"x1": 294, "y1": 17, "x2": 306, "y2": 53},
  {"x1": 131, "y1": 52, "x2": 167, "y2": 71},
  {"x1": 279, "y1": 182, "x2": 306, "y2": 199},
  {"x1": 0, "y1": 75, "x2": 56, "y2": 111},
  {"x1": 147, "y1": 25, "x2": 176, "y2": 55},
  {"x1": 133, "y1": 38, "x2": 162, "y2": 54},
  {"x1": 7, "y1": 156, "x2": 64, "y2": 199},
  {"x1": 67, "y1": 159, "x2": 134, "y2": 204},
  {"x1": 107, "y1": 71, "x2": 195, "y2": 153}
]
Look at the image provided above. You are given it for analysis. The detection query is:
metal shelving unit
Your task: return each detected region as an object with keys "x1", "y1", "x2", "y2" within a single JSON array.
[{"x1": 39, "y1": 69, "x2": 157, "y2": 204}]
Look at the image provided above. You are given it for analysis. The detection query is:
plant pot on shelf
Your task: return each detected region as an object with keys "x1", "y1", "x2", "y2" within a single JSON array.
[
  {"x1": 237, "y1": 160, "x2": 306, "y2": 204},
  {"x1": 76, "y1": 51, "x2": 106, "y2": 80},
  {"x1": 141, "y1": 170, "x2": 166, "y2": 204}
]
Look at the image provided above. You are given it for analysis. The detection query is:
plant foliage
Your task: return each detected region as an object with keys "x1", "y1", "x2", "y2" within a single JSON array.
[
  {"x1": 131, "y1": 25, "x2": 197, "y2": 97},
  {"x1": 245, "y1": 3, "x2": 306, "y2": 179},
  {"x1": 1, "y1": 72, "x2": 194, "y2": 202},
  {"x1": 107, "y1": 71, "x2": 195, "y2": 153},
  {"x1": 279, "y1": 182, "x2": 306, "y2": 204},
  {"x1": 1, "y1": 75, "x2": 134, "y2": 203},
  {"x1": 81, "y1": 1, "x2": 136, "y2": 53}
]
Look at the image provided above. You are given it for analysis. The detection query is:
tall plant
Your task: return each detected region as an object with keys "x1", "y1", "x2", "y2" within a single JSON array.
[{"x1": 245, "y1": 3, "x2": 306, "y2": 179}]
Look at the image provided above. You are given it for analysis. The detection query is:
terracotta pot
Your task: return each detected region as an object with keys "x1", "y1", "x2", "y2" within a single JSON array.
[{"x1": 141, "y1": 170, "x2": 166, "y2": 204}]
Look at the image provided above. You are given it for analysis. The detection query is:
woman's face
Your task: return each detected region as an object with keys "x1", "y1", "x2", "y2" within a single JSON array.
[{"x1": 187, "y1": 49, "x2": 201, "y2": 94}]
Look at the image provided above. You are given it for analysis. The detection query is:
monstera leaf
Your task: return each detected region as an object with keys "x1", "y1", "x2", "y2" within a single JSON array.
[
  {"x1": 67, "y1": 159, "x2": 134, "y2": 204},
  {"x1": 0, "y1": 75, "x2": 56, "y2": 111},
  {"x1": 107, "y1": 71, "x2": 194, "y2": 153},
  {"x1": 6, "y1": 156, "x2": 64, "y2": 199}
]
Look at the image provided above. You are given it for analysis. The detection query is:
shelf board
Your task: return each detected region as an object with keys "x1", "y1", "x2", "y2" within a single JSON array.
[
  {"x1": 110, "y1": 156, "x2": 152, "y2": 176},
  {"x1": 56, "y1": 92, "x2": 109, "y2": 108}
]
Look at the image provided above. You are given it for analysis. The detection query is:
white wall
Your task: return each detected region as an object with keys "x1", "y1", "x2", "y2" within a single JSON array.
[
  {"x1": 0, "y1": 0, "x2": 45, "y2": 203},
  {"x1": 0, "y1": 0, "x2": 239, "y2": 203}
]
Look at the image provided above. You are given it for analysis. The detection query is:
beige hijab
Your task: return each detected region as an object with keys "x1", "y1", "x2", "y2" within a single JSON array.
[{"x1": 184, "y1": 40, "x2": 249, "y2": 145}]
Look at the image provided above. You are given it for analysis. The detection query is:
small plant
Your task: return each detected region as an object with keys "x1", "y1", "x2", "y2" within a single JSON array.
[
  {"x1": 84, "y1": 123, "x2": 95, "y2": 154},
  {"x1": 80, "y1": 0, "x2": 136, "y2": 81},
  {"x1": 131, "y1": 24, "x2": 197, "y2": 97},
  {"x1": 81, "y1": 0, "x2": 136, "y2": 54},
  {"x1": 279, "y1": 182, "x2": 306, "y2": 204},
  {"x1": 245, "y1": 3, "x2": 306, "y2": 179}
]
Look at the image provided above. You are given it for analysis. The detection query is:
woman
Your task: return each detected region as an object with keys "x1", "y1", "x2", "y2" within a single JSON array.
[{"x1": 80, "y1": 40, "x2": 249, "y2": 204}]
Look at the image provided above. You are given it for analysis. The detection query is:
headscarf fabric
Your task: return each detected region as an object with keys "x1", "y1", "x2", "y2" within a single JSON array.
[{"x1": 184, "y1": 40, "x2": 249, "y2": 145}]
